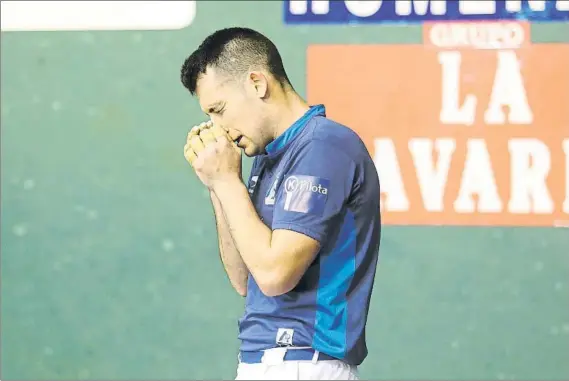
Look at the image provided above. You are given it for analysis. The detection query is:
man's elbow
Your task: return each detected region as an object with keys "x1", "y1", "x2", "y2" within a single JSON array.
[
  {"x1": 256, "y1": 271, "x2": 299, "y2": 297},
  {"x1": 230, "y1": 284, "x2": 247, "y2": 297}
]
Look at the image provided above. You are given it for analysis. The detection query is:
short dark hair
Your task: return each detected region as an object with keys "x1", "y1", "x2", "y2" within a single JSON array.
[{"x1": 180, "y1": 27, "x2": 292, "y2": 95}]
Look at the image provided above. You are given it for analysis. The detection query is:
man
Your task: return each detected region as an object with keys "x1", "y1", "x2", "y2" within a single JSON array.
[{"x1": 181, "y1": 27, "x2": 381, "y2": 380}]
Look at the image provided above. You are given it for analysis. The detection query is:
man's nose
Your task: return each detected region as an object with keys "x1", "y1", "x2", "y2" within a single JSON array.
[{"x1": 210, "y1": 117, "x2": 228, "y2": 130}]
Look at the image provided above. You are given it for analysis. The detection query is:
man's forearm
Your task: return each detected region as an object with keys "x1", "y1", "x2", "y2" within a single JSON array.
[
  {"x1": 210, "y1": 191, "x2": 249, "y2": 296},
  {"x1": 213, "y1": 178, "x2": 274, "y2": 282}
]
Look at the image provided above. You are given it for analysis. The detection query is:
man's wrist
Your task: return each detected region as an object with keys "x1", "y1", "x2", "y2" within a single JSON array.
[{"x1": 211, "y1": 175, "x2": 245, "y2": 197}]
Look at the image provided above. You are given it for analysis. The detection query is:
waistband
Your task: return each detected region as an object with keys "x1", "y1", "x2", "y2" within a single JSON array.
[{"x1": 239, "y1": 347, "x2": 337, "y2": 364}]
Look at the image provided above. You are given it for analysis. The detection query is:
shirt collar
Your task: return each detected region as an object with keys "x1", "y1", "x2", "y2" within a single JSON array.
[{"x1": 265, "y1": 104, "x2": 326, "y2": 156}]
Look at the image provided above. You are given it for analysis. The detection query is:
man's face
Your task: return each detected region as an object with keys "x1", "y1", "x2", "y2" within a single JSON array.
[{"x1": 196, "y1": 67, "x2": 271, "y2": 157}]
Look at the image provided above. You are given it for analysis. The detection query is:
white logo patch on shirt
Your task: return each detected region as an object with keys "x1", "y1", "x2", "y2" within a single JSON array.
[
  {"x1": 264, "y1": 172, "x2": 281, "y2": 205},
  {"x1": 248, "y1": 176, "x2": 259, "y2": 194},
  {"x1": 276, "y1": 328, "x2": 294, "y2": 346},
  {"x1": 282, "y1": 175, "x2": 329, "y2": 214}
]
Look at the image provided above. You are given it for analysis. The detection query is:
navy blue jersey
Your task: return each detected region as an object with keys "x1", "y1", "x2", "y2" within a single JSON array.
[{"x1": 238, "y1": 104, "x2": 381, "y2": 366}]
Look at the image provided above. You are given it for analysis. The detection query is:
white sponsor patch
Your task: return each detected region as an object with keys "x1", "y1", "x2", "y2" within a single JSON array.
[{"x1": 276, "y1": 328, "x2": 294, "y2": 346}]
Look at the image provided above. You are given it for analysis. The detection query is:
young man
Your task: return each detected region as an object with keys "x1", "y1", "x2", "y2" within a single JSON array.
[{"x1": 181, "y1": 27, "x2": 381, "y2": 380}]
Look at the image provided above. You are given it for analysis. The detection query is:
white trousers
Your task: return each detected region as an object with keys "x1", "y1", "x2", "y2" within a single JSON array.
[{"x1": 235, "y1": 348, "x2": 359, "y2": 380}]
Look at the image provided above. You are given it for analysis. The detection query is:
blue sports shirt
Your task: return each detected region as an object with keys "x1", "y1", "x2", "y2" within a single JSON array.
[{"x1": 238, "y1": 104, "x2": 381, "y2": 366}]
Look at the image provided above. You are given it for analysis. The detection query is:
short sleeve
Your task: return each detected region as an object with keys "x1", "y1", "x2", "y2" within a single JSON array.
[{"x1": 271, "y1": 140, "x2": 356, "y2": 244}]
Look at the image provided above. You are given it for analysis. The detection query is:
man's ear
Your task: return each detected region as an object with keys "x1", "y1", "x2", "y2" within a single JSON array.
[{"x1": 247, "y1": 71, "x2": 268, "y2": 99}]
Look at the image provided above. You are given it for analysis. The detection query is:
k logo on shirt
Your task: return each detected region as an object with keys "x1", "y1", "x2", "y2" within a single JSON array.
[{"x1": 281, "y1": 175, "x2": 329, "y2": 215}]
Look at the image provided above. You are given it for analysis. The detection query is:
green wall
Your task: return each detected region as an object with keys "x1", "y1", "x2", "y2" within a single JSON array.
[{"x1": 2, "y1": 1, "x2": 568, "y2": 380}]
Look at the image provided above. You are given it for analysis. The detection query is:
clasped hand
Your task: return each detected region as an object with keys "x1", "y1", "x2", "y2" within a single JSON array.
[{"x1": 183, "y1": 121, "x2": 242, "y2": 189}]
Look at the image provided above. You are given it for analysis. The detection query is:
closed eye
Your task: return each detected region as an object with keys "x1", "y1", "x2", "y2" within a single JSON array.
[{"x1": 207, "y1": 105, "x2": 225, "y2": 116}]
